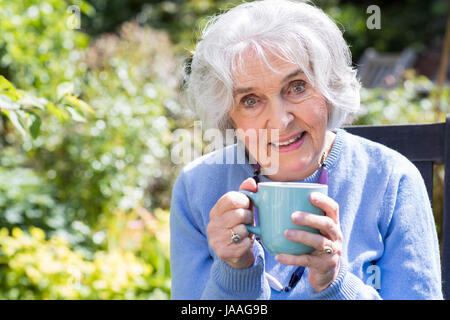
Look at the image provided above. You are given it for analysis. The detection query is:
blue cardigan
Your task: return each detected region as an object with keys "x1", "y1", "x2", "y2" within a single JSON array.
[{"x1": 170, "y1": 129, "x2": 443, "y2": 299}]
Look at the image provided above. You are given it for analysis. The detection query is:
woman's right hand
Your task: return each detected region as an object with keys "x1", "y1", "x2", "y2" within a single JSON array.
[{"x1": 207, "y1": 178, "x2": 257, "y2": 269}]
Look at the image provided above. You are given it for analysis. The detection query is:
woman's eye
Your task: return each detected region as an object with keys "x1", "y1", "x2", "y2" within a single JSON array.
[
  {"x1": 242, "y1": 96, "x2": 258, "y2": 107},
  {"x1": 289, "y1": 80, "x2": 306, "y2": 94}
]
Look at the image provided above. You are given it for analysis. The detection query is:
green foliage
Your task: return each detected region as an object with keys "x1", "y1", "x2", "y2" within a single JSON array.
[
  {"x1": 0, "y1": 0, "x2": 92, "y2": 98},
  {"x1": 135, "y1": 0, "x2": 242, "y2": 54},
  {"x1": 0, "y1": 1, "x2": 177, "y2": 299},
  {"x1": 80, "y1": 1, "x2": 448, "y2": 62},
  {"x1": 0, "y1": 154, "x2": 97, "y2": 252},
  {"x1": 27, "y1": 21, "x2": 181, "y2": 231},
  {"x1": 0, "y1": 0, "x2": 95, "y2": 142},
  {"x1": 321, "y1": 0, "x2": 448, "y2": 61},
  {"x1": 0, "y1": 224, "x2": 170, "y2": 299},
  {"x1": 355, "y1": 72, "x2": 449, "y2": 125},
  {"x1": 0, "y1": 75, "x2": 94, "y2": 139}
]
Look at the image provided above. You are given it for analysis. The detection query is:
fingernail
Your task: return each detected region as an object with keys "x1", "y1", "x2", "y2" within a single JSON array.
[
  {"x1": 285, "y1": 229, "x2": 294, "y2": 238},
  {"x1": 276, "y1": 254, "x2": 287, "y2": 264},
  {"x1": 291, "y1": 212, "x2": 301, "y2": 221},
  {"x1": 310, "y1": 192, "x2": 321, "y2": 202}
]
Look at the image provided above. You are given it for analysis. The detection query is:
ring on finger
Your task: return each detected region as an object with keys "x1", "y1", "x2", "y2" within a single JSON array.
[
  {"x1": 230, "y1": 228, "x2": 242, "y2": 244},
  {"x1": 323, "y1": 245, "x2": 333, "y2": 255}
]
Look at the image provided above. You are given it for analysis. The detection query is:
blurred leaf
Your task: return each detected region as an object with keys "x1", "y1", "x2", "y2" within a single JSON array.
[
  {"x1": 18, "y1": 92, "x2": 46, "y2": 110},
  {"x1": 57, "y1": 82, "x2": 75, "y2": 101},
  {"x1": 79, "y1": 1, "x2": 96, "y2": 16},
  {"x1": 0, "y1": 76, "x2": 24, "y2": 101},
  {"x1": 46, "y1": 102, "x2": 69, "y2": 122},
  {"x1": 64, "y1": 95, "x2": 95, "y2": 114},
  {"x1": 25, "y1": 110, "x2": 42, "y2": 139},
  {"x1": 2, "y1": 109, "x2": 26, "y2": 137},
  {"x1": 65, "y1": 106, "x2": 86, "y2": 122},
  {"x1": 0, "y1": 94, "x2": 20, "y2": 111}
]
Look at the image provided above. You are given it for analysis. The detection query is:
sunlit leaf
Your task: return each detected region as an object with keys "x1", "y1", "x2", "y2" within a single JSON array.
[
  {"x1": 25, "y1": 110, "x2": 42, "y2": 139},
  {"x1": 2, "y1": 109, "x2": 26, "y2": 137},
  {"x1": 46, "y1": 102, "x2": 69, "y2": 122},
  {"x1": 19, "y1": 91, "x2": 47, "y2": 110},
  {"x1": 65, "y1": 95, "x2": 95, "y2": 114},
  {"x1": 79, "y1": 1, "x2": 96, "y2": 16},
  {"x1": 65, "y1": 106, "x2": 86, "y2": 122},
  {"x1": 57, "y1": 82, "x2": 74, "y2": 101},
  {"x1": 0, "y1": 76, "x2": 24, "y2": 102},
  {"x1": 0, "y1": 94, "x2": 20, "y2": 110}
]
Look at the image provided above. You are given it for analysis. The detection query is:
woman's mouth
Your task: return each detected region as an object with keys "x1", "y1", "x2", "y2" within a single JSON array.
[{"x1": 270, "y1": 131, "x2": 306, "y2": 153}]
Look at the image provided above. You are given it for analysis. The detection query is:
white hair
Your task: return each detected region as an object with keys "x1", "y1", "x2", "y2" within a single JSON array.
[{"x1": 184, "y1": 0, "x2": 361, "y2": 133}]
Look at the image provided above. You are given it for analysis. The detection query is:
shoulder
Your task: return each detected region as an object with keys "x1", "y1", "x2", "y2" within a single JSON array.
[
  {"x1": 339, "y1": 128, "x2": 421, "y2": 180},
  {"x1": 172, "y1": 143, "x2": 245, "y2": 199},
  {"x1": 340, "y1": 128, "x2": 429, "y2": 215},
  {"x1": 179, "y1": 143, "x2": 239, "y2": 180},
  {"x1": 170, "y1": 145, "x2": 238, "y2": 220},
  {"x1": 338, "y1": 128, "x2": 431, "y2": 236}
]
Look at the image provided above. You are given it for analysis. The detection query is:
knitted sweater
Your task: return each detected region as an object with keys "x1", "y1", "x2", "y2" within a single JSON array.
[{"x1": 169, "y1": 129, "x2": 443, "y2": 299}]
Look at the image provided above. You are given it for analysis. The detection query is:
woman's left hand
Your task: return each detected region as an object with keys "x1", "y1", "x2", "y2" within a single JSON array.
[{"x1": 275, "y1": 192, "x2": 343, "y2": 293}]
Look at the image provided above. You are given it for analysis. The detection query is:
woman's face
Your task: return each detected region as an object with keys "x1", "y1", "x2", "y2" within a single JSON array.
[{"x1": 229, "y1": 50, "x2": 331, "y2": 181}]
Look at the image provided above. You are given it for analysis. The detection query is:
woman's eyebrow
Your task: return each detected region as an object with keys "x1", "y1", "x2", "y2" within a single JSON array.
[
  {"x1": 233, "y1": 86, "x2": 254, "y2": 97},
  {"x1": 232, "y1": 69, "x2": 304, "y2": 97},
  {"x1": 282, "y1": 69, "x2": 304, "y2": 83}
]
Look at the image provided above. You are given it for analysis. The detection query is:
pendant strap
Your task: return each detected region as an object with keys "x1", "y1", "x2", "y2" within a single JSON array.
[
  {"x1": 252, "y1": 163, "x2": 261, "y2": 183},
  {"x1": 318, "y1": 163, "x2": 328, "y2": 185}
]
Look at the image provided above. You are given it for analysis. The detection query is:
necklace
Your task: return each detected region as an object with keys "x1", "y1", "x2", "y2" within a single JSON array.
[{"x1": 252, "y1": 151, "x2": 328, "y2": 184}]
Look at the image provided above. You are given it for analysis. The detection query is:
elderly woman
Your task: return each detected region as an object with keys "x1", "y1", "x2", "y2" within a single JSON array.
[{"x1": 170, "y1": 0, "x2": 442, "y2": 299}]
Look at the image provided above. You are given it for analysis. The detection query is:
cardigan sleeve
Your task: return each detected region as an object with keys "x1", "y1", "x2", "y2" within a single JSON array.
[
  {"x1": 169, "y1": 173, "x2": 214, "y2": 299},
  {"x1": 374, "y1": 163, "x2": 443, "y2": 299},
  {"x1": 307, "y1": 158, "x2": 443, "y2": 300},
  {"x1": 170, "y1": 171, "x2": 271, "y2": 299},
  {"x1": 200, "y1": 242, "x2": 271, "y2": 299}
]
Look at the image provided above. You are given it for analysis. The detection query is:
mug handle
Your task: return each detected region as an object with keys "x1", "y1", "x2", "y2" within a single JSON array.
[{"x1": 239, "y1": 190, "x2": 261, "y2": 236}]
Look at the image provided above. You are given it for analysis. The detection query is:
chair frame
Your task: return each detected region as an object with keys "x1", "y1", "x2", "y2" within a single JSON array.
[{"x1": 345, "y1": 114, "x2": 450, "y2": 299}]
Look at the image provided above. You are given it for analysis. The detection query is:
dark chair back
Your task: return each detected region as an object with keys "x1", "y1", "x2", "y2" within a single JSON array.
[
  {"x1": 357, "y1": 47, "x2": 417, "y2": 88},
  {"x1": 345, "y1": 114, "x2": 450, "y2": 299}
]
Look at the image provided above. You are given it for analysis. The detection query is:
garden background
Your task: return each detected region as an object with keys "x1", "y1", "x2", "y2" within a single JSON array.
[{"x1": 0, "y1": 0, "x2": 449, "y2": 299}]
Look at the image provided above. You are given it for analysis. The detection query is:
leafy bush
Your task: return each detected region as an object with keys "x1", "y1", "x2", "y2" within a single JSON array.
[
  {"x1": 1, "y1": 8, "x2": 182, "y2": 243},
  {"x1": 323, "y1": 0, "x2": 448, "y2": 62},
  {"x1": 0, "y1": 0, "x2": 92, "y2": 98},
  {"x1": 27, "y1": 21, "x2": 181, "y2": 232},
  {"x1": 1, "y1": 1, "x2": 177, "y2": 299},
  {"x1": 355, "y1": 71, "x2": 449, "y2": 125},
  {"x1": 0, "y1": 224, "x2": 170, "y2": 300},
  {"x1": 0, "y1": 74, "x2": 94, "y2": 141}
]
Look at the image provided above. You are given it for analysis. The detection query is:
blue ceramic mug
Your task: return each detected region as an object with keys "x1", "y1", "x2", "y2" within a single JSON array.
[{"x1": 240, "y1": 182, "x2": 328, "y2": 255}]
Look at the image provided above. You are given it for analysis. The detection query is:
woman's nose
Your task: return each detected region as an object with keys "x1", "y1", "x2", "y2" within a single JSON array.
[{"x1": 267, "y1": 98, "x2": 294, "y2": 131}]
